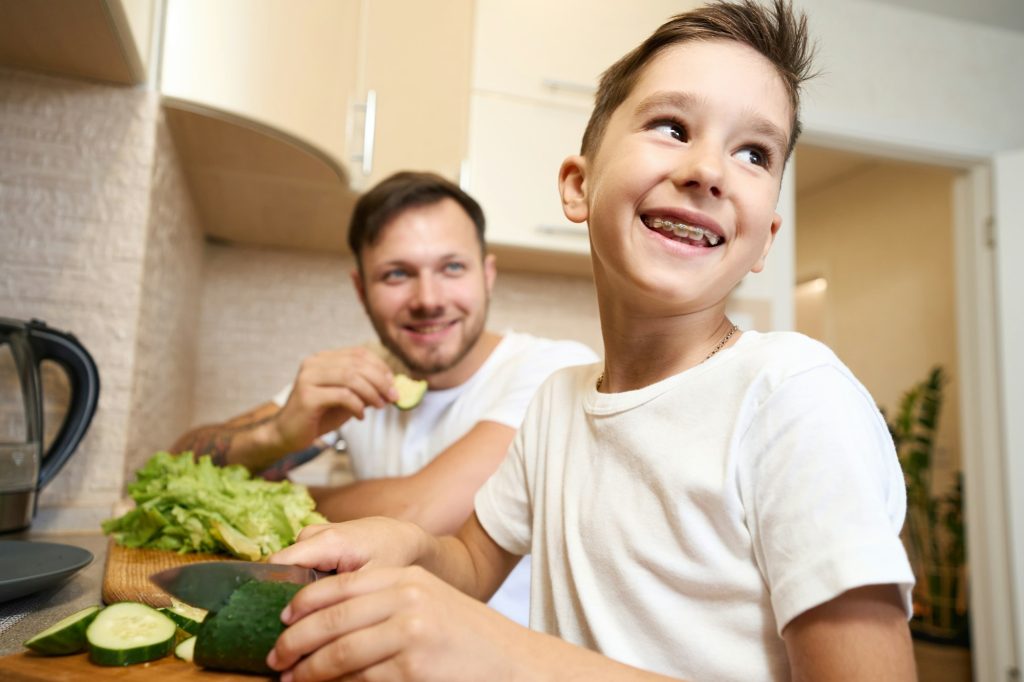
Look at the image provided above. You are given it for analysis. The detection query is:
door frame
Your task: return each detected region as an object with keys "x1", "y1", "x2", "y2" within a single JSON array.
[{"x1": 795, "y1": 129, "x2": 1017, "y2": 680}]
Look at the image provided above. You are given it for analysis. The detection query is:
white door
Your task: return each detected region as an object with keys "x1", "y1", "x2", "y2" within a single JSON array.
[{"x1": 994, "y1": 149, "x2": 1024, "y2": 677}]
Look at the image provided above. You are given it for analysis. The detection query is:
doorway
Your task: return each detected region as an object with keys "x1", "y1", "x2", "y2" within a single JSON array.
[{"x1": 794, "y1": 143, "x2": 971, "y2": 679}]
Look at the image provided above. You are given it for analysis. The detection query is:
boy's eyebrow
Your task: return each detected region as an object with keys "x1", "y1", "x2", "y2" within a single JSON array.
[{"x1": 634, "y1": 91, "x2": 791, "y2": 154}]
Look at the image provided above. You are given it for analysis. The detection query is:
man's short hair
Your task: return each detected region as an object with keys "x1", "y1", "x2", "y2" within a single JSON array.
[
  {"x1": 580, "y1": 0, "x2": 816, "y2": 162},
  {"x1": 347, "y1": 171, "x2": 486, "y2": 268}
]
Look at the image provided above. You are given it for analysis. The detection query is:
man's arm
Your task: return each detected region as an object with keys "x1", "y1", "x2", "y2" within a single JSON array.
[
  {"x1": 783, "y1": 584, "x2": 917, "y2": 681},
  {"x1": 169, "y1": 346, "x2": 397, "y2": 472},
  {"x1": 310, "y1": 420, "x2": 516, "y2": 535},
  {"x1": 170, "y1": 402, "x2": 286, "y2": 470}
]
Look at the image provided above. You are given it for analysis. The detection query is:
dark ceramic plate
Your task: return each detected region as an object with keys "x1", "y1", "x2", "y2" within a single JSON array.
[{"x1": 0, "y1": 540, "x2": 93, "y2": 603}]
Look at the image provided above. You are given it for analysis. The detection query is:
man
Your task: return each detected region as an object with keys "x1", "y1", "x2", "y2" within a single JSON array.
[{"x1": 171, "y1": 171, "x2": 598, "y2": 624}]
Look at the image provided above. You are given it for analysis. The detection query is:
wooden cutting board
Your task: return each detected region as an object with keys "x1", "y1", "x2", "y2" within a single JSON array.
[
  {"x1": 0, "y1": 651, "x2": 272, "y2": 680},
  {"x1": 101, "y1": 539, "x2": 241, "y2": 607}
]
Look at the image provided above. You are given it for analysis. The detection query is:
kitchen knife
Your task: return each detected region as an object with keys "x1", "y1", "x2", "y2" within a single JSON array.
[{"x1": 150, "y1": 561, "x2": 330, "y2": 611}]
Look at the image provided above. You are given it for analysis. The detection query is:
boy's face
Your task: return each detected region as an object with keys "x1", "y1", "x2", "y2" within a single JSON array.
[
  {"x1": 560, "y1": 39, "x2": 791, "y2": 313},
  {"x1": 352, "y1": 198, "x2": 496, "y2": 377}
]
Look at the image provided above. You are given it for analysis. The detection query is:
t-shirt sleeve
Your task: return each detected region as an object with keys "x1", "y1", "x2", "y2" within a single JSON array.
[
  {"x1": 738, "y1": 364, "x2": 916, "y2": 634},
  {"x1": 479, "y1": 339, "x2": 597, "y2": 429},
  {"x1": 474, "y1": 408, "x2": 537, "y2": 557}
]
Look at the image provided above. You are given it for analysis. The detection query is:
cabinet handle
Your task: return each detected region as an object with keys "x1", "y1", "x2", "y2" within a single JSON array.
[
  {"x1": 542, "y1": 79, "x2": 596, "y2": 95},
  {"x1": 353, "y1": 90, "x2": 377, "y2": 176},
  {"x1": 536, "y1": 224, "x2": 589, "y2": 237}
]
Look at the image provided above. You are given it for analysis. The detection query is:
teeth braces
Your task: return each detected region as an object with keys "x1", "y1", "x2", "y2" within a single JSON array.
[{"x1": 648, "y1": 217, "x2": 721, "y2": 246}]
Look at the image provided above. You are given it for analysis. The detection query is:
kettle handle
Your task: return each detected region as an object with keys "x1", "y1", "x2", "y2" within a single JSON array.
[{"x1": 28, "y1": 322, "x2": 101, "y2": 489}]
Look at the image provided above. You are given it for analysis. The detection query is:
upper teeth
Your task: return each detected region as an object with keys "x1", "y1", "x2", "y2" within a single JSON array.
[{"x1": 647, "y1": 217, "x2": 721, "y2": 246}]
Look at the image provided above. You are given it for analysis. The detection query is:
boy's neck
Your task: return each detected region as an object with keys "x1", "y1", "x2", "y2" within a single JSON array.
[{"x1": 597, "y1": 300, "x2": 738, "y2": 393}]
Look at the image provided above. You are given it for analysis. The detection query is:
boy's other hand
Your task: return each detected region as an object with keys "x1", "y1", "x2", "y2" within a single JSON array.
[
  {"x1": 267, "y1": 565, "x2": 529, "y2": 682},
  {"x1": 269, "y1": 517, "x2": 426, "y2": 574}
]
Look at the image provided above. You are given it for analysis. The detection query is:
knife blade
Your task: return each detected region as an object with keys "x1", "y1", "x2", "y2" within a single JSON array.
[{"x1": 150, "y1": 561, "x2": 330, "y2": 611}]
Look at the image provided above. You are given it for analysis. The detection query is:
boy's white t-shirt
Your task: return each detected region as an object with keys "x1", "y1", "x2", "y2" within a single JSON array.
[
  {"x1": 475, "y1": 330, "x2": 915, "y2": 680},
  {"x1": 274, "y1": 331, "x2": 599, "y2": 625}
]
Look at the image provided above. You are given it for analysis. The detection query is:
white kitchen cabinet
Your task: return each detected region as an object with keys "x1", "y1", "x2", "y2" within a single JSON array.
[
  {"x1": 467, "y1": 92, "x2": 590, "y2": 255},
  {"x1": 466, "y1": 0, "x2": 698, "y2": 256},
  {"x1": 161, "y1": 0, "x2": 471, "y2": 190},
  {"x1": 471, "y1": 0, "x2": 699, "y2": 105}
]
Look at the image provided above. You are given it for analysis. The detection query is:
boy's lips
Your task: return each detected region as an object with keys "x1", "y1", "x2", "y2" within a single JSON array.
[{"x1": 640, "y1": 212, "x2": 724, "y2": 247}]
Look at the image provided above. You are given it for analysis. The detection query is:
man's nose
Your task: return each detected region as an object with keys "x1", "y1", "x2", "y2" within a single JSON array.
[
  {"x1": 671, "y1": 143, "x2": 724, "y2": 198},
  {"x1": 411, "y1": 273, "x2": 443, "y2": 312}
]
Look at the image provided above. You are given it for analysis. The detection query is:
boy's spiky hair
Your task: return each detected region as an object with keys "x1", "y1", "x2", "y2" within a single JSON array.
[{"x1": 580, "y1": 0, "x2": 816, "y2": 161}]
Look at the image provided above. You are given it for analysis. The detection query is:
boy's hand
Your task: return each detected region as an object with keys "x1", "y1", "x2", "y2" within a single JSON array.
[
  {"x1": 267, "y1": 566, "x2": 529, "y2": 682},
  {"x1": 269, "y1": 517, "x2": 427, "y2": 574}
]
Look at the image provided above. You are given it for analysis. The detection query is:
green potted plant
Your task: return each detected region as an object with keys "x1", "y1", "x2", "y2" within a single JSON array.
[{"x1": 884, "y1": 366, "x2": 969, "y2": 646}]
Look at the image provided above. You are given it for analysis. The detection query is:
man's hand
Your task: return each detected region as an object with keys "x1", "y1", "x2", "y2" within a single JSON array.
[
  {"x1": 271, "y1": 347, "x2": 399, "y2": 453},
  {"x1": 267, "y1": 566, "x2": 533, "y2": 682},
  {"x1": 269, "y1": 517, "x2": 428, "y2": 574}
]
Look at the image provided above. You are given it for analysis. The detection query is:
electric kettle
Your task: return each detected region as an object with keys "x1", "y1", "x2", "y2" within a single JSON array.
[{"x1": 0, "y1": 317, "x2": 99, "y2": 532}]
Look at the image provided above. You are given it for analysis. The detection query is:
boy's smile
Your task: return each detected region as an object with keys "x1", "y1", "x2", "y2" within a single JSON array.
[{"x1": 560, "y1": 39, "x2": 792, "y2": 315}]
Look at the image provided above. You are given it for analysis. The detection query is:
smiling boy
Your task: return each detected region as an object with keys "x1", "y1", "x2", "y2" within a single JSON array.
[{"x1": 267, "y1": 2, "x2": 917, "y2": 680}]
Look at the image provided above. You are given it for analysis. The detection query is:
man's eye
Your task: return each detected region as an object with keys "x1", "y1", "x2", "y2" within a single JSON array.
[
  {"x1": 443, "y1": 262, "x2": 466, "y2": 275},
  {"x1": 382, "y1": 269, "x2": 409, "y2": 283},
  {"x1": 734, "y1": 146, "x2": 770, "y2": 168},
  {"x1": 651, "y1": 120, "x2": 686, "y2": 142}
]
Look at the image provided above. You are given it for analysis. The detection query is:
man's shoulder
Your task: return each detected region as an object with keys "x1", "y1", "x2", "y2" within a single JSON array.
[{"x1": 493, "y1": 331, "x2": 599, "y2": 367}]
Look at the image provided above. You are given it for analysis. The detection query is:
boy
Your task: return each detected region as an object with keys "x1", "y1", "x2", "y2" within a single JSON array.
[{"x1": 268, "y1": 1, "x2": 917, "y2": 680}]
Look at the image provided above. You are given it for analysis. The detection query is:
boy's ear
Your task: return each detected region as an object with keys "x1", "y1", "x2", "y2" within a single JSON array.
[
  {"x1": 750, "y1": 213, "x2": 783, "y2": 274},
  {"x1": 558, "y1": 155, "x2": 589, "y2": 224}
]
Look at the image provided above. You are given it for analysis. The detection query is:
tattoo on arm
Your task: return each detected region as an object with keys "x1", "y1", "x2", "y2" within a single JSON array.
[{"x1": 177, "y1": 415, "x2": 275, "y2": 467}]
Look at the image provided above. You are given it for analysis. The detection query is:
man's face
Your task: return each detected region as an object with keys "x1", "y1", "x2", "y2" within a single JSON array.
[
  {"x1": 354, "y1": 198, "x2": 496, "y2": 378},
  {"x1": 560, "y1": 39, "x2": 792, "y2": 315}
]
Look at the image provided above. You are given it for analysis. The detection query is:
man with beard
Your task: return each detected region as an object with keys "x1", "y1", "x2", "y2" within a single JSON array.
[{"x1": 169, "y1": 171, "x2": 598, "y2": 624}]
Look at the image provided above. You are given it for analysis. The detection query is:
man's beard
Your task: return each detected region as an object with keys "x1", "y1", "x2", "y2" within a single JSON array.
[{"x1": 370, "y1": 299, "x2": 489, "y2": 377}]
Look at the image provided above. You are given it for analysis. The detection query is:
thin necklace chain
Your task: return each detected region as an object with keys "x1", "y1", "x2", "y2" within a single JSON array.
[{"x1": 596, "y1": 323, "x2": 740, "y2": 391}]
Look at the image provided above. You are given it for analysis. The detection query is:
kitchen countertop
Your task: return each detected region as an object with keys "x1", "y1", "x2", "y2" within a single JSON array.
[{"x1": 0, "y1": 532, "x2": 108, "y2": 656}]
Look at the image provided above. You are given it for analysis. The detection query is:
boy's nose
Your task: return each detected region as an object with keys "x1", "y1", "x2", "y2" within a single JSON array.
[{"x1": 672, "y1": 145, "x2": 724, "y2": 199}]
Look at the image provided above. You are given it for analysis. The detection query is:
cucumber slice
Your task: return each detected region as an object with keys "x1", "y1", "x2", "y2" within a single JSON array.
[
  {"x1": 23, "y1": 605, "x2": 102, "y2": 655},
  {"x1": 159, "y1": 604, "x2": 205, "y2": 635},
  {"x1": 175, "y1": 635, "x2": 197, "y2": 662},
  {"x1": 394, "y1": 374, "x2": 427, "y2": 410},
  {"x1": 86, "y1": 602, "x2": 177, "y2": 666}
]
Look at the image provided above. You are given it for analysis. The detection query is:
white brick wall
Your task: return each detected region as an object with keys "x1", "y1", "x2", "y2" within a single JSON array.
[{"x1": 0, "y1": 67, "x2": 204, "y2": 531}]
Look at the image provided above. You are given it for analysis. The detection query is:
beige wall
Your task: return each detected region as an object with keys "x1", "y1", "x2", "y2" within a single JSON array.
[
  {"x1": 123, "y1": 115, "x2": 206, "y2": 476},
  {"x1": 190, "y1": 244, "x2": 602, "y2": 423},
  {"x1": 796, "y1": 160, "x2": 962, "y2": 485},
  {"x1": 0, "y1": 67, "x2": 159, "y2": 529}
]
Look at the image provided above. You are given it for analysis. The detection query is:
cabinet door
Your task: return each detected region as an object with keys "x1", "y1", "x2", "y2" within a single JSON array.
[
  {"x1": 472, "y1": 0, "x2": 699, "y2": 105},
  {"x1": 161, "y1": 0, "x2": 360, "y2": 166},
  {"x1": 357, "y1": 0, "x2": 474, "y2": 188},
  {"x1": 467, "y1": 92, "x2": 590, "y2": 254}
]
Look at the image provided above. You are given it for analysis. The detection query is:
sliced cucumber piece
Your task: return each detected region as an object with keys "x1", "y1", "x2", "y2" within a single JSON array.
[
  {"x1": 159, "y1": 604, "x2": 205, "y2": 635},
  {"x1": 24, "y1": 605, "x2": 102, "y2": 655},
  {"x1": 86, "y1": 602, "x2": 177, "y2": 666},
  {"x1": 175, "y1": 635, "x2": 197, "y2": 662},
  {"x1": 394, "y1": 373, "x2": 427, "y2": 410}
]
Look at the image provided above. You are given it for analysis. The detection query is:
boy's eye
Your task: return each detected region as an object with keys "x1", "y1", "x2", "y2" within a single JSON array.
[
  {"x1": 651, "y1": 120, "x2": 686, "y2": 142},
  {"x1": 734, "y1": 146, "x2": 771, "y2": 168}
]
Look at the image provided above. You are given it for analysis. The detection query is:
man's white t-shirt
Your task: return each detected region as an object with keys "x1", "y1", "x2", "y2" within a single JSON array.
[
  {"x1": 476, "y1": 331, "x2": 915, "y2": 679},
  {"x1": 274, "y1": 331, "x2": 598, "y2": 625}
]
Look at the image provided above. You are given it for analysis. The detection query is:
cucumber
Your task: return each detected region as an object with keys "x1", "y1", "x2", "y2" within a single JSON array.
[
  {"x1": 194, "y1": 580, "x2": 302, "y2": 674},
  {"x1": 175, "y1": 635, "x2": 197, "y2": 662},
  {"x1": 159, "y1": 603, "x2": 205, "y2": 635},
  {"x1": 23, "y1": 605, "x2": 102, "y2": 655},
  {"x1": 394, "y1": 373, "x2": 427, "y2": 410},
  {"x1": 86, "y1": 602, "x2": 177, "y2": 666}
]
